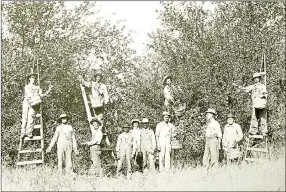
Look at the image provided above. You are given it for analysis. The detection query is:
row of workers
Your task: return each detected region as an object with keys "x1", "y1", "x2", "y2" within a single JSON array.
[{"x1": 45, "y1": 108, "x2": 244, "y2": 177}]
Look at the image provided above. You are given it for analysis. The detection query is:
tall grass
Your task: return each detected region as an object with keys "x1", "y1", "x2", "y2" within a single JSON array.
[{"x1": 2, "y1": 151, "x2": 285, "y2": 191}]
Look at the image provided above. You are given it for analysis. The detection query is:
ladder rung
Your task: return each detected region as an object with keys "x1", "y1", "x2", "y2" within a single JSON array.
[
  {"x1": 245, "y1": 158, "x2": 265, "y2": 162},
  {"x1": 34, "y1": 124, "x2": 41, "y2": 129},
  {"x1": 19, "y1": 148, "x2": 42, "y2": 154},
  {"x1": 247, "y1": 148, "x2": 268, "y2": 153},
  {"x1": 17, "y1": 159, "x2": 43, "y2": 166},
  {"x1": 100, "y1": 148, "x2": 115, "y2": 151},
  {"x1": 24, "y1": 136, "x2": 42, "y2": 141},
  {"x1": 249, "y1": 135, "x2": 264, "y2": 139}
]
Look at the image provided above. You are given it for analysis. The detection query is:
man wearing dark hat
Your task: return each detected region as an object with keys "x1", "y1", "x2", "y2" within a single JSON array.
[
  {"x1": 140, "y1": 118, "x2": 156, "y2": 173},
  {"x1": 233, "y1": 72, "x2": 268, "y2": 136},
  {"x1": 155, "y1": 111, "x2": 175, "y2": 172},
  {"x1": 203, "y1": 108, "x2": 222, "y2": 170},
  {"x1": 82, "y1": 117, "x2": 103, "y2": 176},
  {"x1": 222, "y1": 114, "x2": 243, "y2": 156},
  {"x1": 116, "y1": 124, "x2": 134, "y2": 179},
  {"x1": 47, "y1": 114, "x2": 79, "y2": 174},
  {"x1": 80, "y1": 72, "x2": 109, "y2": 130}
]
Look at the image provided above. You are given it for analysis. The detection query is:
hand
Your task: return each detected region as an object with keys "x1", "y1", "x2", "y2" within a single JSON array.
[
  {"x1": 46, "y1": 147, "x2": 51, "y2": 153},
  {"x1": 157, "y1": 146, "x2": 161, "y2": 152},
  {"x1": 74, "y1": 149, "x2": 79, "y2": 155}
]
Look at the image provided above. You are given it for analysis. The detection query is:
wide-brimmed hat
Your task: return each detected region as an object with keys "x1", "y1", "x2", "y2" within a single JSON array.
[
  {"x1": 141, "y1": 118, "x2": 149, "y2": 124},
  {"x1": 226, "y1": 113, "x2": 235, "y2": 119},
  {"x1": 90, "y1": 117, "x2": 102, "y2": 126},
  {"x1": 58, "y1": 114, "x2": 69, "y2": 121},
  {"x1": 26, "y1": 73, "x2": 37, "y2": 81},
  {"x1": 163, "y1": 75, "x2": 172, "y2": 85},
  {"x1": 131, "y1": 119, "x2": 140, "y2": 124},
  {"x1": 122, "y1": 124, "x2": 131, "y2": 128},
  {"x1": 205, "y1": 108, "x2": 217, "y2": 115},
  {"x1": 162, "y1": 111, "x2": 171, "y2": 116},
  {"x1": 253, "y1": 72, "x2": 262, "y2": 79}
]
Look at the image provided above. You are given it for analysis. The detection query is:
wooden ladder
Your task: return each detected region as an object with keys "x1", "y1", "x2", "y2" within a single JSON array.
[
  {"x1": 244, "y1": 53, "x2": 269, "y2": 162},
  {"x1": 17, "y1": 107, "x2": 45, "y2": 166},
  {"x1": 80, "y1": 84, "x2": 116, "y2": 160}
]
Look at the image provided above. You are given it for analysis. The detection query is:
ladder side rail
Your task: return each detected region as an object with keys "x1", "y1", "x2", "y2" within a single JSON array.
[{"x1": 80, "y1": 84, "x2": 92, "y2": 122}]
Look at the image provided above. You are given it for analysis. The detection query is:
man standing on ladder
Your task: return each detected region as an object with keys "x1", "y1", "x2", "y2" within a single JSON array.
[
  {"x1": 21, "y1": 71, "x2": 52, "y2": 139},
  {"x1": 80, "y1": 72, "x2": 109, "y2": 131},
  {"x1": 234, "y1": 72, "x2": 268, "y2": 136}
]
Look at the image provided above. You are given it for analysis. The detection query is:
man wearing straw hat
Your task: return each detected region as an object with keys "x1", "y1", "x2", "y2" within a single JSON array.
[
  {"x1": 222, "y1": 113, "x2": 243, "y2": 162},
  {"x1": 155, "y1": 111, "x2": 175, "y2": 172},
  {"x1": 233, "y1": 72, "x2": 268, "y2": 136},
  {"x1": 82, "y1": 117, "x2": 103, "y2": 176},
  {"x1": 116, "y1": 123, "x2": 134, "y2": 179},
  {"x1": 46, "y1": 114, "x2": 79, "y2": 174},
  {"x1": 203, "y1": 108, "x2": 222, "y2": 170},
  {"x1": 140, "y1": 118, "x2": 156, "y2": 173}
]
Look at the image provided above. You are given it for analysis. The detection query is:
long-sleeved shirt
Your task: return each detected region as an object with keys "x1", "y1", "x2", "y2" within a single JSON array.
[
  {"x1": 89, "y1": 126, "x2": 103, "y2": 145},
  {"x1": 131, "y1": 128, "x2": 141, "y2": 152},
  {"x1": 205, "y1": 118, "x2": 222, "y2": 139},
  {"x1": 82, "y1": 80, "x2": 109, "y2": 106},
  {"x1": 242, "y1": 82, "x2": 268, "y2": 108},
  {"x1": 164, "y1": 85, "x2": 174, "y2": 102},
  {"x1": 140, "y1": 128, "x2": 156, "y2": 152},
  {"x1": 24, "y1": 84, "x2": 42, "y2": 99},
  {"x1": 222, "y1": 123, "x2": 243, "y2": 148},
  {"x1": 116, "y1": 132, "x2": 134, "y2": 153},
  {"x1": 49, "y1": 124, "x2": 78, "y2": 150},
  {"x1": 155, "y1": 121, "x2": 175, "y2": 145}
]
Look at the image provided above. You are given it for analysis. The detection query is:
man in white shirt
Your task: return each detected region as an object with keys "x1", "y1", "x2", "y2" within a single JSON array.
[
  {"x1": 46, "y1": 114, "x2": 79, "y2": 174},
  {"x1": 203, "y1": 108, "x2": 222, "y2": 170},
  {"x1": 140, "y1": 118, "x2": 156, "y2": 172},
  {"x1": 156, "y1": 111, "x2": 175, "y2": 172},
  {"x1": 222, "y1": 113, "x2": 243, "y2": 152},
  {"x1": 234, "y1": 72, "x2": 268, "y2": 135},
  {"x1": 130, "y1": 119, "x2": 142, "y2": 171},
  {"x1": 82, "y1": 117, "x2": 103, "y2": 176}
]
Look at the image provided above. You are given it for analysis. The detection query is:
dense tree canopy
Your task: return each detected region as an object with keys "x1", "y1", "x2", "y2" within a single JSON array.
[{"x1": 1, "y1": 1, "x2": 285, "y2": 169}]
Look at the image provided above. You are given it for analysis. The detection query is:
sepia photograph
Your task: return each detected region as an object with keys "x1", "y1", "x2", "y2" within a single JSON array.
[{"x1": 1, "y1": 1, "x2": 285, "y2": 191}]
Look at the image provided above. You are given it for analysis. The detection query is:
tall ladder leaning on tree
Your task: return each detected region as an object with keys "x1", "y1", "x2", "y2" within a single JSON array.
[
  {"x1": 17, "y1": 58, "x2": 45, "y2": 166},
  {"x1": 76, "y1": 58, "x2": 117, "y2": 164},
  {"x1": 244, "y1": 53, "x2": 269, "y2": 162}
]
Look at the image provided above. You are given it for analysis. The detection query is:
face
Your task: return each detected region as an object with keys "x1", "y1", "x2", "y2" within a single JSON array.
[
  {"x1": 166, "y1": 78, "x2": 171, "y2": 85},
  {"x1": 61, "y1": 118, "x2": 67, "y2": 124},
  {"x1": 206, "y1": 113, "x2": 213, "y2": 120},
  {"x1": 142, "y1": 123, "x2": 148, "y2": 129},
  {"x1": 227, "y1": 118, "x2": 234, "y2": 125},
  {"x1": 95, "y1": 75, "x2": 102, "y2": 82},
  {"x1": 92, "y1": 121, "x2": 100, "y2": 129},
  {"x1": 123, "y1": 127, "x2": 129, "y2": 133},
  {"x1": 29, "y1": 76, "x2": 36, "y2": 83},
  {"x1": 133, "y1": 122, "x2": 139, "y2": 128},
  {"x1": 254, "y1": 77, "x2": 260, "y2": 83},
  {"x1": 163, "y1": 115, "x2": 170, "y2": 122}
]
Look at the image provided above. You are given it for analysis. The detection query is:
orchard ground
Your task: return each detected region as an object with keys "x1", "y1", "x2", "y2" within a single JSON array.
[{"x1": 2, "y1": 151, "x2": 285, "y2": 191}]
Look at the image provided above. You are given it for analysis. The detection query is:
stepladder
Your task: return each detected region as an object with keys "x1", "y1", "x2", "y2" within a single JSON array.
[
  {"x1": 17, "y1": 105, "x2": 45, "y2": 166},
  {"x1": 244, "y1": 109, "x2": 269, "y2": 162}
]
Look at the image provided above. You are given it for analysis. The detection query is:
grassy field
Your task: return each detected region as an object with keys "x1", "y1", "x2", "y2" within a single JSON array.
[{"x1": 2, "y1": 153, "x2": 285, "y2": 191}]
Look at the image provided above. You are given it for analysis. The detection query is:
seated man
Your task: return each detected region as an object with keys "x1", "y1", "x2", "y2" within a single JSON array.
[{"x1": 222, "y1": 113, "x2": 243, "y2": 162}]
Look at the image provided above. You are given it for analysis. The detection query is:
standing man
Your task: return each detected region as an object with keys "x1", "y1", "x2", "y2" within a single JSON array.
[
  {"x1": 46, "y1": 114, "x2": 79, "y2": 174},
  {"x1": 155, "y1": 111, "x2": 175, "y2": 172},
  {"x1": 130, "y1": 119, "x2": 142, "y2": 170},
  {"x1": 80, "y1": 72, "x2": 109, "y2": 130},
  {"x1": 233, "y1": 72, "x2": 268, "y2": 136},
  {"x1": 203, "y1": 108, "x2": 222, "y2": 170},
  {"x1": 140, "y1": 118, "x2": 156, "y2": 173},
  {"x1": 163, "y1": 75, "x2": 175, "y2": 113},
  {"x1": 82, "y1": 117, "x2": 103, "y2": 177},
  {"x1": 222, "y1": 113, "x2": 243, "y2": 161},
  {"x1": 116, "y1": 124, "x2": 134, "y2": 179}
]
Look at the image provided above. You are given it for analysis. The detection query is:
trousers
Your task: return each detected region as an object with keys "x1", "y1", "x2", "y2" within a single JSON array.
[
  {"x1": 203, "y1": 137, "x2": 219, "y2": 170},
  {"x1": 249, "y1": 107, "x2": 267, "y2": 134},
  {"x1": 117, "y1": 146, "x2": 132, "y2": 175},
  {"x1": 57, "y1": 142, "x2": 73, "y2": 173},
  {"x1": 90, "y1": 145, "x2": 101, "y2": 175},
  {"x1": 158, "y1": 140, "x2": 171, "y2": 171},
  {"x1": 21, "y1": 99, "x2": 37, "y2": 137},
  {"x1": 142, "y1": 151, "x2": 155, "y2": 171}
]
